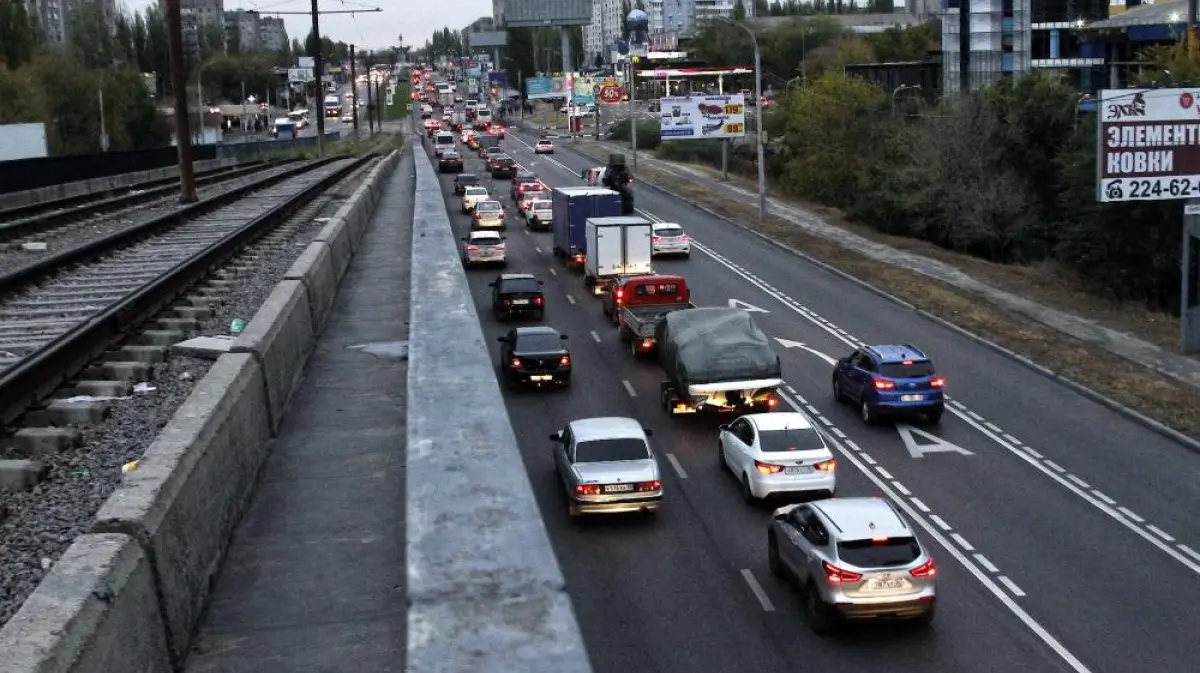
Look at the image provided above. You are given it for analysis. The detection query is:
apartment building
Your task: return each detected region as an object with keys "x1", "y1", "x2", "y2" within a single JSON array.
[
  {"x1": 258, "y1": 16, "x2": 287, "y2": 52},
  {"x1": 24, "y1": 0, "x2": 117, "y2": 44},
  {"x1": 586, "y1": 0, "x2": 753, "y2": 60},
  {"x1": 940, "y1": 0, "x2": 1032, "y2": 93}
]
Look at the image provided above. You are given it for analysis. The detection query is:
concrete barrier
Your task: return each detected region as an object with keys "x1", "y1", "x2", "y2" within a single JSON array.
[
  {"x1": 406, "y1": 137, "x2": 593, "y2": 672},
  {"x1": 0, "y1": 158, "x2": 239, "y2": 211},
  {"x1": 0, "y1": 534, "x2": 173, "y2": 673},
  {"x1": 283, "y1": 242, "x2": 339, "y2": 332},
  {"x1": 0, "y1": 146, "x2": 404, "y2": 673},
  {"x1": 91, "y1": 354, "x2": 272, "y2": 665}
]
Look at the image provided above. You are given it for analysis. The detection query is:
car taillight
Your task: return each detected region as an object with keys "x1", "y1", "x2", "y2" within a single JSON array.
[
  {"x1": 754, "y1": 460, "x2": 783, "y2": 474},
  {"x1": 465, "y1": 245, "x2": 479, "y2": 251},
  {"x1": 814, "y1": 459, "x2": 836, "y2": 472},
  {"x1": 473, "y1": 212, "x2": 481, "y2": 219},
  {"x1": 495, "y1": 243, "x2": 505, "y2": 250},
  {"x1": 823, "y1": 562, "x2": 863, "y2": 584},
  {"x1": 575, "y1": 484, "x2": 601, "y2": 495},
  {"x1": 766, "y1": 398, "x2": 778, "y2": 407},
  {"x1": 678, "y1": 235, "x2": 688, "y2": 241},
  {"x1": 874, "y1": 379, "x2": 896, "y2": 390},
  {"x1": 559, "y1": 355, "x2": 571, "y2": 366},
  {"x1": 929, "y1": 377, "x2": 945, "y2": 388},
  {"x1": 910, "y1": 559, "x2": 937, "y2": 577},
  {"x1": 626, "y1": 176, "x2": 634, "y2": 184},
  {"x1": 641, "y1": 339, "x2": 653, "y2": 349},
  {"x1": 637, "y1": 480, "x2": 661, "y2": 492},
  {"x1": 652, "y1": 235, "x2": 662, "y2": 242},
  {"x1": 533, "y1": 296, "x2": 543, "y2": 306},
  {"x1": 615, "y1": 288, "x2": 624, "y2": 300},
  {"x1": 510, "y1": 358, "x2": 522, "y2": 368}
]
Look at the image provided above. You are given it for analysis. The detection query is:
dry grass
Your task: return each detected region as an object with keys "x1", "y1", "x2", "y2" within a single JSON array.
[{"x1": 572, "y1": 143, "x2": 1200, "y2": 439}]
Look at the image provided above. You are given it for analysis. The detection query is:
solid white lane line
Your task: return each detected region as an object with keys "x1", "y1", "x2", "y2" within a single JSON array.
[
  {"x1": 740, "y1": 569, "x2": 776, "y2": 612},
  {"x1": 621, "y1": 379, "x2": 637, "y2": 397},
  {"x1": 566, "y1": 294, "x2": 576, "y2": 305},
  {"x1": 951, "y1": 533, "x2": 976, "y2": 552},
  {"x1": 998, "y1": 576, "x2": 1027, "y2": 597},
  {"x1": 666, "y1": 453, "x2": 688, "y2": 479},
  {"x1": 974, "y1": 553, "x2": 1000, "y2": 573},
  {"x1": 930, "y1": 515, "x2": 952, "y2": 531},
  {"x1": 910, "y1": 497, "x2": 931, "y2": 512},
  {"x1": 590, "y1": 330, "x2": 601, "y2": 343}
]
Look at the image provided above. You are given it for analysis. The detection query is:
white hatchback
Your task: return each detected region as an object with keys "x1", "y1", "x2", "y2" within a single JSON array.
[
  {"x1": 718, "y1": 412, "x2": 836, "y2": 501},
  {"x1": 461, "y1": 230, "x2": 506, "y2": 267},
  {"x1": 461, "y1": 186, "x2": 489, "y2": 213},
  {"x1": 652, "y1": 222, "x2": 690, "y2": 257}
]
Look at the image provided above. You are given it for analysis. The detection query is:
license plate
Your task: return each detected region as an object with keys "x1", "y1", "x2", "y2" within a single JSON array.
[
  {"x1": 530, "y1": 375, "x2": 552, "y2": 381},
  {"x1": 511, "y1": 299, "x2": 529, "y2": 305},
  {"x1": 784, "y1": 466, "x2": 813, "y2": 475},
  {"x1": 866, "y1": 575, "x2": 909, "y2": 591},
  {"x1": 901, "y1": 394, "x2": 924, "y2": 402},
  {"x1": 604, "y1": 484, "x2": 634, "y2": 493}
]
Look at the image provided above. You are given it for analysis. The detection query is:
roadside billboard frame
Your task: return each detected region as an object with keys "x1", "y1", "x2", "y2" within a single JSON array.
[
  {"x1": 503, "y1": 0, "x2": 592, "y2": 26},
  {"x1": 657, "y1": 94, "x2": 747, "y2": 141},
  {"x1": 468, "y1": 31, "x2": 508, "y2": 48}
]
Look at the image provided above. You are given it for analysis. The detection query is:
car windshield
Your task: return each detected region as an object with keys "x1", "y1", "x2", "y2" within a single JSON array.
[
  {"x1": 879, "y1": 361, "x2": 935, "y2": 378},
  {"x1": 442, "y1": 152, "x2": 459, "y2": 159},
  {"x1": 522, "y1": 191, "x2": 548, "y2": 201},
  {"x1": 500, "y1": 278, "x2": 541, "y2": 293},
  {"x1": 576, "y1": 438, "x2": 649, "y2": 463},
  {"x1": 487, "y1": 147, "x2": 504, "y2": 154},
  {"x1": 757, "y1": 428, "x2": 825, "y2": 452},
  {"x1": 457, "y1": 175, "x2": 478, "y2": 183},
  {"x1": 516, "y1": 333, "x2": 563, "y2": 352},
  {"x1": 838, "y1": 537, "x2": 921, "y2": 568},
  {"x1": 476, "y1": 201, "x2": 501, "y2": 211},
  {"x1": 655, "y1": 226, "x2": 684, "y2": 236},
  {"x1": 471, "y1": 234, "x2": 501, "y2": 244},
  {"x1": 465, "y1": 187, "x2": 487, "y2": 196}
]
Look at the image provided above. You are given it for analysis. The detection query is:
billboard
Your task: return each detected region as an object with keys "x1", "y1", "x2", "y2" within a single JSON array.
[
  {"x1": 488, "y1": 72, "x2": 508, "y2": 89},
  {"x1": 504, "y1": 0, "x2": 592, "y2": 26},
  {"x1": 1097, "y1": 88, "x2": 1200, "y2": 202},
  {"x1": 288, "y1": 67, "x2": 314, "y2": 83},
  {"x1": 468, "y1": 31, "x2": 508, "y2": 48},
  {"x1": 526, "y1": 76, "x2": 568, "y2": 100},
  {"x1": 468, "y1": 67, "x2": 483, "y2": 78},
  {"x1": 571, "y1": 74, "x2": 605, "y2": 104},
  {"x1": 658, "y1": 95, "x2": 747, "y2": 141}
]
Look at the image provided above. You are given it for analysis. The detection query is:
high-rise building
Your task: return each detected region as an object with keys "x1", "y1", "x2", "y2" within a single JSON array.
[
  {"x1": 225, "y1": 9, "x2": 260, "y2": 52},
  {"x1": 940, "y1": 0, "x2": 1032, "y2": 93},
  {"x1": 25, "y1": 0, "x2": 117, "y2": 44},
  {"x1": 258, "y1": 16, "x2": 287, "y2": 52},
  {"x1": 587, "y1": 0, "x2": 754, "y2": 61}
]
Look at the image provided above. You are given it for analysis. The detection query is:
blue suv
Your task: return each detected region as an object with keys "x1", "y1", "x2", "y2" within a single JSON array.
[{"x1": 832, "y1": 345, "x2": 944, "y2": 425}]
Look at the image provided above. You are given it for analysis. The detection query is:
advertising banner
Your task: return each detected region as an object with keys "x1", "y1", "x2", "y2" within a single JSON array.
[
  {"x1": 468, "y1": 67, "x2": 483, "y2": 78},
  {"x1": 488, "y1": 71, "x2": 508, "y2": 89},
  {"x1": 526, "y1": 76, "x2": 570, "y2": 100},
  {"x1": 571, "y1": 74, "x2": 598, "y2": 104},
  {"x1": 658, "y1": 94, "x2": 747, "y2": 141},
  {"x1": 1097, "y1": 88, "x2": 1200, "y2": 202},
  {"x1": 288, "y1": 67, "x2": 314, "y2": 83}
]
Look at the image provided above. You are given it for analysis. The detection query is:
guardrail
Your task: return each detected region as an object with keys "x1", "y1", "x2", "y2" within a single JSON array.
[{"x1": 406, "y1": 142, "x2": 593, "y2": 672}]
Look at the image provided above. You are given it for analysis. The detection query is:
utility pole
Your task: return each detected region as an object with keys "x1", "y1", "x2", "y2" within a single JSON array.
[
  {"x1": 350, "y1": 45, "x2": 360, "y2": 138},
  {"x1": 958, "y1": 0, "x2": 970, "y2": 95},
  {"x1": 366, "y1": 75, "x2": 375, "y2": 135},
  {"x1": 376, "y1": 80, "x2": 383, "y2": 129},
  {"x1": 165, "y1": 0, "x2": 197, "y2": 203},
  {"x1": 310, "y1": 0, "x2": 325, "y2": 157}
]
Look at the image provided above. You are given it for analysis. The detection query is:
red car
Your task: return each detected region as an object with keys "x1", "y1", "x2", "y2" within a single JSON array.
[{"x1": 698, "y1": 103, "x2": 724, "y2": 116}]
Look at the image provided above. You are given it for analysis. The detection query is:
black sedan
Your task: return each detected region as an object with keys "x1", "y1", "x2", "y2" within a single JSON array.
[
  {"x1": 438, "y1": 151, "x2": 464, "y2": 173},
  {"x1": 453, "y1": 173, "x2": 480, "y2": 195},
  {"x1": 497, "y1": 326, "x2": 571, "y2": 388},
  {"x1": 490, "y1": 273, "x2": 545, "y2": 321},
  {"x1": 491, "y1": 156, "x2": 518, "y2": 179}
]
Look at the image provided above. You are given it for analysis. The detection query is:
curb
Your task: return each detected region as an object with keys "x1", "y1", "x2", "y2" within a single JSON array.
[{"x1": 582, "y1": 144, "x2": 1200, "y2": 456}]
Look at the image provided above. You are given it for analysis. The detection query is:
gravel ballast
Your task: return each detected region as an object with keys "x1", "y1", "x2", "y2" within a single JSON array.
[{"x1": 0, "y1": 163, "x2": 370, "y2": 627}]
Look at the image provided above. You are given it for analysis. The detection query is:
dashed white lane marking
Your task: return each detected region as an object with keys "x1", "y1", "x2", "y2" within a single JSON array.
[
  {"x1": 830, "y1": 427, "x2": 847, "y2": 439},
  {"x1": 666, "y1": 453, "x2": 688, "y2": 479},
  {"x1": 999, "y1": 576, "x2": 1027, "y2": 597},
  {"x1": 740, "y1": 569, "x2": 776, "y2": 612},
  {"x1": 1179, "y1": 545, "x2": 1200, "y2": 563},
  {"x1": 930, "y1": 515, "x2": 952, "y2": 531},
  {"x1": 566, "y1": 294, "x2": 576, "y2": 305},
  {"x1": 1117, "y1": 506, "x2": 1144, "y2": 523},
  {"x1": 951, "y1": 533, "x2": 976, "y2": 552},
  {"x1": 984, "y1": 421, "x2": 1002, "y2": 432},
  {"x1": 621, "y1": 379, "x2": 637, "y2": 397},
  {"x1": 859, "y1": 453, "x2": 876, "y2": 465},
  {"x1": 534, "y1": 245, "x2": 543, "y2": 254},
  {"x1": 1091, "y1": 490, "x2": 1116, "y2": 505},
  {"x1": 589, "y1": 330, "x2": 601, "y2": 343},
  {"x1": 1147, "y1": 525, "x2": 1176, "y2": 542},
  {"x1": 1044, "y1": 460, "x2": 1066, "y2": 473},
  {"x1": 892, "y1": 481, "x2": 912, "y2": 496},
  {"x1": 974, "y1": 553, "x2": 1000, "y2": 573},
  {"x1": 910, "y1": 497, "x2": 931, "y2": 512},
  {"x1": 1066, "y1": 474, "x2": 1091, "y2": 489},
  {"x1": 966, "y1": 410, "x2": 984, "y2": 421},
  {"x1": 875, "y1": 466, "x2": 894, "y2": 480},
  {"x1": 548, "y1": 267, "x2": 557, "y2": 276}
]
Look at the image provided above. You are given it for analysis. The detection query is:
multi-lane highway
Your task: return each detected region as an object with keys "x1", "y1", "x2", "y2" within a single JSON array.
[{"x1": 422, "y1": 123, "x2": 1200, "y2": 673}]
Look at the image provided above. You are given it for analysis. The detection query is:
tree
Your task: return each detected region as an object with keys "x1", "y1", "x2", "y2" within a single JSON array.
[
  {"x1": 0, "y1": 0, "x2": 38, "y2": 68},
  {"x1": 734, "y1": 0, "x2": 747, "y2": 21},
  {"x1": 68, "y1": 0, "x2": 120, "y2": 69}
]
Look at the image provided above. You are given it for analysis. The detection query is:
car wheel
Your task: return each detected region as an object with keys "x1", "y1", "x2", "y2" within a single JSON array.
[
  {"x1": 630, "y1": 339, "x2": 640, "y2": 359},
  {"x1": 806, "y1": 584, "x2": 836, "y2": 634},
  {"x1": 915, "y1": 603, "x2": 936, "y2": 627},
  {"x1": 742, "y1": 474, "x2": 757, "y2": 504},
  {"x1": 861, "y1": 399, "x2": 878, "y2": 425},
  {"x1": 832, "y1": 377, "x2": 845, "y2": 403},
  {"x1": 768, "y1": 533, "x2": 784, "y2": 578}
]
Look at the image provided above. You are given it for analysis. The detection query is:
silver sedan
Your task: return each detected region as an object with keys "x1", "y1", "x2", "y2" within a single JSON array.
[{"x1": 550, "y1": 417, "x2": 662, "y2": 516}]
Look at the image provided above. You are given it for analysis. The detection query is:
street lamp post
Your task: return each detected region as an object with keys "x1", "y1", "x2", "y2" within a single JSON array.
[
  {"x1": 717, "y1": 16, "x2": 766, "y2": 226},
  {"x1": 629, "y1": 58, "x2": 638, "y2": 169}
]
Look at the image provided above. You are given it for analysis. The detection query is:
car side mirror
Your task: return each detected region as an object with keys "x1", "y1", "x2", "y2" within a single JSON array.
[
  {"x1": 718, "y1": 424, "x2": 730, "y2": 432},
  {"x1": 548, "y1": 430, "x2": 563, "y2": 441},
  {"x1": 487, "y1": 282, "x2": 495, "y2": 287},
  {"x1": 772, "y1": 511, "x2": 788, "y2": 521},
  {"x1": 496, "y1": 336, "x2": 506, "y2": 342},
  {"x1": 557, "y1": 334, "x2": 569, "y2": 341},
  {"x1": 642, "y1": 428, "x2": 654, "y2": 437},
  {"x1": 537, "y1": 280, "x2": 545, "y2": 286}
]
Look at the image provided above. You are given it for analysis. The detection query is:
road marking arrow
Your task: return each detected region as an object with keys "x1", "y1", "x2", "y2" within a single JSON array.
[
  {"x1": 896, "y1": 424, "x2": 974, "y2": 458},
  {"x1": 774, "y1": 338, "x2": 839, "y2": 366},
  {"x1": 729, "y1": 298, "x2": 769, "y2": 313}
]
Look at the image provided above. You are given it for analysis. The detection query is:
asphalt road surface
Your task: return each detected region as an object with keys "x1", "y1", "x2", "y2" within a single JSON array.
[{"x1": 422, "y1": 125, "x2": 1200, "y2": 673}]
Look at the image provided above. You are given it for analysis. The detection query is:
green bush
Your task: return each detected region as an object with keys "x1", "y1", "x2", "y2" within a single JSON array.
[
  {"x1": 607, "y1": 119, "x2": 661, "y2": 150},
  {"x1": 656, "y1": 139, "x2": 725, "y2": 167}
]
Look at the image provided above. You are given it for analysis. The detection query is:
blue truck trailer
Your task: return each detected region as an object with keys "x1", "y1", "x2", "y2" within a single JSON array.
[{"x1": 551, "y1": 186, "x2": 622, "y2": 269}]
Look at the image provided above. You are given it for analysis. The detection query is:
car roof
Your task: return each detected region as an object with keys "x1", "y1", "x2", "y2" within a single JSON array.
[
  {"x1": 499, "y1": 273, "x2": 536, "y2": 281},
  {"x1": 514, "y1": 325, "x2": 559, "y2": 337},
  {"x1": 653, "y1": 221, "x2": 684, "y2": 229},
  {"x1": 464, "y1": 186, "x2": 487, "y2": 192},
  {"x1": 811, "y1": 497, "x2": 911, "y2": 540},
  {"x1": 568, "y1": 417, "x2": 647, "y2": 442},
  {"x1": 745, "y1": 412, "x2": 814, "y2": 432},
  {"x1": 469, "y1": 230, "x2": 501, "y2": 239},
  {"x1": 456, "y1": 173, "x2": 478, "y2": 180},
  {"x1": 864, "y1": 344, "x2": 929, "y2": 363}
]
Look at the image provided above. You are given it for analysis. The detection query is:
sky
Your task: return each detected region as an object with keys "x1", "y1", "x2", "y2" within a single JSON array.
[{"x1": 122, "y1": 0, "x2": 493, "y2": 52}]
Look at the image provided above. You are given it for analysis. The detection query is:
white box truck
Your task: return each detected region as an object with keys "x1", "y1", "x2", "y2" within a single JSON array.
[{"x1": 584, "y1": 216, "x2": 654, "y2": 295}]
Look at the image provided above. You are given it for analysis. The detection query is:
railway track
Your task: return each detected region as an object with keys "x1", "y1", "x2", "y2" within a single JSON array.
[
  {"x1": 0, "y1": 154, "x2": 375, "y2": 429},
  {"x1": 0, "y1": 161, "x2": 269, "y2": 228},
  {"x1": 0, "y1": 161, "x2": 287, "y2": 248}
]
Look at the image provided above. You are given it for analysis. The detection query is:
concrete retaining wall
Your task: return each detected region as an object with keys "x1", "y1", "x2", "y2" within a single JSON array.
[
  {"x1": 406, "y1": 141, "x2": 593, "y2": 672},
  {"x1": 0, "y1": 148, "x2": 401, "y2": 673},
  {"x1": 0, "y1": 158, "x2": 239, "y2": 211}
]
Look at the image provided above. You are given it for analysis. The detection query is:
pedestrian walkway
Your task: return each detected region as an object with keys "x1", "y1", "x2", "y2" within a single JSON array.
[
  {"x1": 183, "y1": 146, "x2": 414, "y2": 673},
  {"x1": 529, "y1": 120, "x2": 1200, "y2": 391}
]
